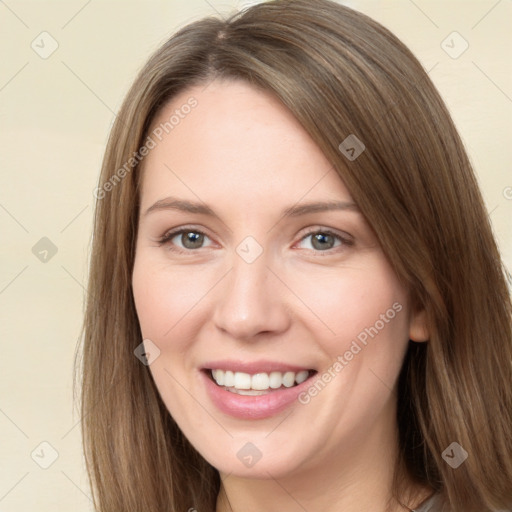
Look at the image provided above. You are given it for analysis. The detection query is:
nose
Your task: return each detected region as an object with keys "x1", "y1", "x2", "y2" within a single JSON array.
[{"x1": 212, "y1": 252, "x2": 291, "y2": 341}]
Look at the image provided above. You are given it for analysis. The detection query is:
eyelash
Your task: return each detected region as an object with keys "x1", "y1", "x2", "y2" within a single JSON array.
[{"x1": 157, "y1": 226, "x2": 354, "y2": 255}]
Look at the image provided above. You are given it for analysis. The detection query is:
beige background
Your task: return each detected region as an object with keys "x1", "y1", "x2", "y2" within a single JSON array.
[{"x1": 0, "y1": 0, "x2": 510, "y2": 509}]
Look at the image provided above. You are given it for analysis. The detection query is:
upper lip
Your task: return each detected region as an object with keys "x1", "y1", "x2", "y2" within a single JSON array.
[{"x1": 202, "y1": 359, "x2": 315, "y2": 374}]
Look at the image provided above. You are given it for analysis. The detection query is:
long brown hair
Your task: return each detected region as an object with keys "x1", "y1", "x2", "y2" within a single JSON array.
[{"x1": 78, "y1": 1, "x2": 512, "y2": 510}]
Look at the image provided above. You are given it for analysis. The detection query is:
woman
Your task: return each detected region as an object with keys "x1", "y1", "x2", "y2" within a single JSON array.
[{"x1": 79, "y1": 1, "x2": 512, "y2": 511}]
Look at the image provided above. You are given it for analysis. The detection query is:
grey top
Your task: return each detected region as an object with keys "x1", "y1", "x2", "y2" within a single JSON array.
[
  {"x1": 413, "y1": 493, "x2": 442, "y2": 512},
  {"x1": 412, "y1": 493, "x2": 512, "y2": 512}
]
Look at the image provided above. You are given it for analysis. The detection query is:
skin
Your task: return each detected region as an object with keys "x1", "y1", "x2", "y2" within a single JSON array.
[{"x1": 132, "y1": 79, "x2": 431, "y2": 512}]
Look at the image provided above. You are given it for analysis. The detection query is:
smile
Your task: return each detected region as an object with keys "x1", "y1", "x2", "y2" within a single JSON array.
[
  {"x1": 200, "y1": 362, "x2": 318, "y2": 419},
  {"x1": 209, "y1": 369, "x2": 314, "y2": 395}
]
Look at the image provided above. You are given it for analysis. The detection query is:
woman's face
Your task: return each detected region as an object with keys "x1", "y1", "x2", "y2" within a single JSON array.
[{"x1": 132, "y1": 79, "x2": 427, "y2": 479}]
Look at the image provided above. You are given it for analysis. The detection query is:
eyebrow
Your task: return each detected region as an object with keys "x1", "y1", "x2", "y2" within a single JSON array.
[{"x1": 143, "y1": 196, "x2": 360, "y2": 218}]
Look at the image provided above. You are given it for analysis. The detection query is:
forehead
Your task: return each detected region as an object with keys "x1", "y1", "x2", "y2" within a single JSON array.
[{"x1": 140, "y1": 79, "x2": 352, "y2": 209}]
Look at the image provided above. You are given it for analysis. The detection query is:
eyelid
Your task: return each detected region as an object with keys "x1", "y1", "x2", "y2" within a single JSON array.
[
  {"x1": 157, "y1": 225, "x2": 354, "y2": 253},
  {"x1": 294, "y1": 226, "x2": 354, "y2": 248},
  {"x1": 157, "y1": 225, "x2": 215, "y2": 252}
]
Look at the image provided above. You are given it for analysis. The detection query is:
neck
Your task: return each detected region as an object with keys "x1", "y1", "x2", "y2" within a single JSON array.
[{"x1": 215, "y1": 404, "x2": 432, "y2": 512}]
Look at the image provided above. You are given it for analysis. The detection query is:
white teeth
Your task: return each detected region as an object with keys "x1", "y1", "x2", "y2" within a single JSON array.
[
  {"x1": 282, "y1": 371, "x2": 295, "y2": 388},
  {"x1": 251, "y1": 373, "x2": 270, "y2": 390},
  {"x1": 210, "y1": 369, "x2": 312, "y2": 391},
  {"x1": 224, "y1": 370, "x2": 235, "y2": 387},
  {"x1": 295, "y1": 370, "x2": 309, "y2": 384},
  {"x1": 227, "y1": 388, "x2": 269, "y2": 396},
  {"x1": 233, "y1": 372, "x2": 251, "y2": 390},
  {"x1": 269, "y1": 371, "x2": 282, "y2": 389},
  {"x1": 212, "y1": 369, "x2": 224, "y2": 385}
]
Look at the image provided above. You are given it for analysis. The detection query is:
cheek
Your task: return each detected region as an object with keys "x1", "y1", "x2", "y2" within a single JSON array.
[
  {"x1": 285, "y1": 262, "x2": 410, "y2": 444},
  {"x1": 286, "y1": 259, "x2": 410, "y2": 370},
  {"x1": 131, "y1": 256, "x2": 212, "y2": 418},
  {"x1": 288, "y1": 256, "x2": 408, "y2": 396},
  {"x1": 132, "y1": 257, "x2": 215, "y2": 347}
]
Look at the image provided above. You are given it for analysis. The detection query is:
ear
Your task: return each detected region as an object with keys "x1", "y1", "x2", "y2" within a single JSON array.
[{"x1": 409, "y1": 308, "x2": 429, "y2": 342}]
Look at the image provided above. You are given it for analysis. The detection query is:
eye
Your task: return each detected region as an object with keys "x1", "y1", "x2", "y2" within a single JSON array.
[
  {"x1": 158, "y1": 228, "x2": 213, "y2": 251},
  {"x1": 157, "y1": 227, "x2": 351, "y2": 253},
  {"x1": 296, "y1": 230, "x2": 352, "y2": 252}
]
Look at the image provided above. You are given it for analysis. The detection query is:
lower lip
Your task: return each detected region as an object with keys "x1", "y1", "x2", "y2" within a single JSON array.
[{"x1": 200, "y1": 370, "x2": 315, "y2": 420}]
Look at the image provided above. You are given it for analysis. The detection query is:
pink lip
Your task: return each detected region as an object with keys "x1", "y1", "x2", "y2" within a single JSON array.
[
  {"x1": 200, "y1": 368, "x2": 316, "y2": 420},
  {"x1": 202, "y1": 359, "x2": 313, "y2": 374}
]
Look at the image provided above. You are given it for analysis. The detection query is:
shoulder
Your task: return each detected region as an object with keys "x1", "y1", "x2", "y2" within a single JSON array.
[
  {"x1": 413, "y1": 493, "x2": 443, "y2": 512},
  {"x1": 413, "y1": 494, "x2": 512, "y2": 512}
]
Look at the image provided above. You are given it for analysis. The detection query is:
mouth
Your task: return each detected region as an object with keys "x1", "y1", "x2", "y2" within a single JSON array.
[
  {"x1": 203, "y1": 368, "x2": 318, "y2": 396},
  {"x1": 199, "y1": 359, "x2": 319, "y2": 419}
]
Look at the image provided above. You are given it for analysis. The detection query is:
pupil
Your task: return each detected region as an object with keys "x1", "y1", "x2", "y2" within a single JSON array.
[
  {"x1": 179, "y1": 232, "x2": 335, "y2": 250},
  {"x1": 182, "y1": 232, "x2": 203, "y2": 249},
  {"x1": 312, "y1": 233, "x2": 334, "y2": 250}
]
